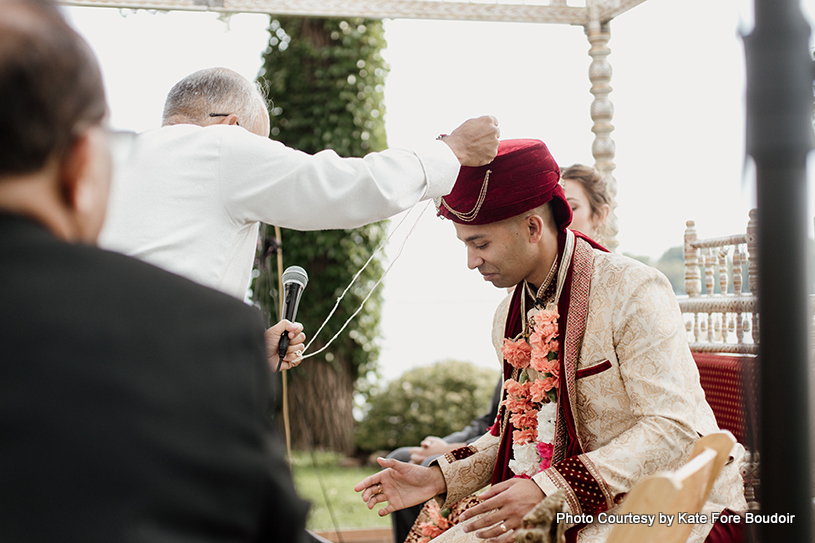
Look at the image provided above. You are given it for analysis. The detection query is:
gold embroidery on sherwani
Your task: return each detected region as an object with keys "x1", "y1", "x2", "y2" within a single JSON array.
[{"x1": 433, "y1": 433, "x2": 500, "y2": 508}]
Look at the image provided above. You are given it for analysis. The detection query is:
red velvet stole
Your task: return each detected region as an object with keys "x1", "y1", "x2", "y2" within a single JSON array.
[{"x1": 490, "y1": 232, "x2": 579, "y2": 484}]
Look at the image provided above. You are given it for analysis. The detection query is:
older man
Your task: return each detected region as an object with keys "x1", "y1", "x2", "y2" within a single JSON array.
[
  {"x1": 100, "y1": 67, "x2": 499, "y2": 300},
  {"x1": 356, "y1": 140, "x2": 747, "y2": 543},
  {"x1": 0, "y1": 1, "x2": 307, "y2": 540}
]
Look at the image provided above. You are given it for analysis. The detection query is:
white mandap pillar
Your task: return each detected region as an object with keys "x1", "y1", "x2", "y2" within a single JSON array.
[{"x1": 585, "y1": 13, "x2": 619, "y2": 251}]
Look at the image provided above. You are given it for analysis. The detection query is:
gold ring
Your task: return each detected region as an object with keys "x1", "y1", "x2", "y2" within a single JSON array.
[
  {"x1": 375, "y1": 483, "x2": 383, "y2": 495},
  {"x1": 500, "y1": 523, "x2": 507, "y2": 533}
]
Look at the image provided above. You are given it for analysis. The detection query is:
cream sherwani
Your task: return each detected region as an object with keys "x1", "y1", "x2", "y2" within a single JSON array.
[{"x1": 429, "y1": 235, "x2": 746, "y2": 543}]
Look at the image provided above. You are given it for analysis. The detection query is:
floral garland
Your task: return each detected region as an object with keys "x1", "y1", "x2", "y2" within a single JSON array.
[
  {"x1": 501, "y1": 304, "x2": 560, "y2": 478},
  {"x1": 409, "y1": 302, "x2": 561, "y2": 543},
  {"x1": 416, "y1": 501, "x2": 451, "y2": 543},
  {"x1": 410, "y1": 495, "x2": 482, "y2": 543}
]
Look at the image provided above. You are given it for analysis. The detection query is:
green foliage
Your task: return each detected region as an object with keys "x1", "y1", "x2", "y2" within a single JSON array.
[
  {"x1": 261, "y1": 17, "x2": 388, "y2": 156},
  {"x1": 289, "y1": 450, "x2": 390, "y2": 530},
  {"x1": 254, "y1": 17, "x2": 390, "y2": 380},
  {"x1": 624, "y1": 247, "x2": 685, "y2": 294},
  {"x1": 656, "y1": 246, "x2": 685, "y2": 294},
  {"x1": 355, "y1": 360, "x2": 501, "y2": 453}
]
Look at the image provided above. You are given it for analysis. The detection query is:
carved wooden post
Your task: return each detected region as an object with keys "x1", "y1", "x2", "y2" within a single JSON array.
[
  {"x1": 733, "y1": 247, "x2": 743, "y2": 296},
  {"x1": 684, "y1": 220, "x2": 701, "y2": 297},
  {"x1": 702, "y1": 251, "x2": 716, "y2": 296},
  {"x1": 585, "y1": 8, "x2": 619, "y2": 251},
  {"x1": 746, "y1": 209, "x2": 759, "y2": 343},
  {"x1": 718, "y1": 248, "x2": 728, "y2": 343},
  {"x1": 718, "y1": 248, "x2": 728, "y2": 295},
  {"x1": 734, "y1": 246, "x2": 745, "y2": 343}
]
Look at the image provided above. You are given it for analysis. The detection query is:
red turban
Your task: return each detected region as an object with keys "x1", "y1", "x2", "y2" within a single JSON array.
[{"x1": 437, "y1": 139, "x2": 572, "y2": 230}]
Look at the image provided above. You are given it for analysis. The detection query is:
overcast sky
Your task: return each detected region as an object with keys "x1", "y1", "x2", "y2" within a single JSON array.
[{"x1": 65, "y1": 0, "x2": 815, "y2": 382}]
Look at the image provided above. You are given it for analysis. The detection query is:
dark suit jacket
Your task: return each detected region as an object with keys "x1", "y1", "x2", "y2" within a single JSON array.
[{"x1": 0, "y1": 212, "x2": 309, "y2": 542}]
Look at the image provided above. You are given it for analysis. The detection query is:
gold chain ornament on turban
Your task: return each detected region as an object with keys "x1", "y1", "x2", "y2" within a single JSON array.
[{"x1": 439, "y1": 170, "x2": 491, "y2": 222}]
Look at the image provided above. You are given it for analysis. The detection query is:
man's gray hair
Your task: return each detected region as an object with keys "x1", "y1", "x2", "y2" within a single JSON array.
[{"x1": 162, "y1": 67, "x2": 267, "y2": 131}]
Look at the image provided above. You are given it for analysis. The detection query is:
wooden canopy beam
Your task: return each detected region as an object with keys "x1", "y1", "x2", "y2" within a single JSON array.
[{"x1": 58, "y1": 0, "x2": 646, "y2": 25}]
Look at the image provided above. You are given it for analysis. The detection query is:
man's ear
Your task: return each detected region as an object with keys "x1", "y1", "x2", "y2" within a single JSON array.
[
  {"x1": 58, "y1": 133, "x2": 92, "y2": 213},
  {"x1": 57, "y1": 128, "x2": 110, "y2": 242},
  {"x1": 527, "y1": 213, "x2": 544, "y2": 244},
  {"x1": 210, "y1": 113, "x2": 239, "y2": 126}
]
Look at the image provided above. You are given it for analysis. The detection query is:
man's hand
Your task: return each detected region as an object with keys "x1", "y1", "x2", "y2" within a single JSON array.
[
  {"x1": 264, "y1": 320, "x2": 305, "y2": 371},
  {"x1": 443, "y1": 116, "x2": 500, "y2": 167},
  {"x1": 458, "y1": 478, "x2": 544, "y2": 542},
  {"x1": 409, "y1": 436, "x2": 465, "y2": 465},
  {"x1": 354, "y1": 457, "x2": 447, "y2": 517}
]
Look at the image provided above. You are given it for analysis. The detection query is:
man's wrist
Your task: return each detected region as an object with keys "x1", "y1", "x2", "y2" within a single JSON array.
[{"x1": 429, "y1": 464, "x2": 447, "y2": 495}]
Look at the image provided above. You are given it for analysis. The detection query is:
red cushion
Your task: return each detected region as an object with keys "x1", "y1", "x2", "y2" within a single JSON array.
[{"x1": 692, "y1": 353, "x2": 757, "y2": 445}]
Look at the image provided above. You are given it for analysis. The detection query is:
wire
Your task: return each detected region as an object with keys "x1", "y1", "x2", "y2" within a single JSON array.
[{"x1": 301, "y1": 201, "x2": 431, "y2": 359}]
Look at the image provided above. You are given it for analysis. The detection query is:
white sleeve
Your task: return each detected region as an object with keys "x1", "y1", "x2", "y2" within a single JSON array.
[{"x1": 217, "y1": 129, "x2": 459, "y2": 230}]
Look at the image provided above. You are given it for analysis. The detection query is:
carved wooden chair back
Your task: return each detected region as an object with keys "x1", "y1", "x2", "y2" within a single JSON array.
[{"x1": 605, "y1": 431, "x2": 736, "y2": 543}]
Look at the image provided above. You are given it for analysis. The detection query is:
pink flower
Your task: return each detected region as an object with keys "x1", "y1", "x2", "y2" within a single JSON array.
[
  {"x1": 537, "y1": 442, "x2": 554, "y2": 470},
  {"x1": 502, "y1": 338, "x2": 532, "y2": 369}
]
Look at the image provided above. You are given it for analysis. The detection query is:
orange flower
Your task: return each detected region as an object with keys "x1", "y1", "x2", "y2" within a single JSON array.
[
  {"x1": 528, "y1": 330, "x2": 544, "y2": 351},
  {"x1": 502, "y1": 338, "x2": 532, "y2": 369},
  {"x1": 416, "y1": 500, "x2": 452, "y2": 541},
  {"x1": 510, "y1": 411, "x2": 538, "y2": 430},
  {"x1": 513, "y1": 427, "x2": 538, "y2": 444},
  {"x1": 535, "y1": 321, "x2": 558, "y2": 341},
  {"x1": 505, "y1": 379, "x2": 531, "y2": 399},
  {"x1": 535, "y1": 308, "x2": 559, "y2": 326},
  {"x1": 427, "y1": 508, "x2": 451, "y2": 531},
  {"x1": 541, "y1": 376, "x2": 558, "y2": 392},
  {"x1": 421, "y1": 524, "x2": 444, "y2": 538},
  {"x1": 531, "y1": 350, "x2": 559, "y2": 374},
  {"x1": 503, "y1": 396, "x2": 530, "y2": 416},
  {"x1": 529, "y1": 379, "x2": 548, "y2": 403}
]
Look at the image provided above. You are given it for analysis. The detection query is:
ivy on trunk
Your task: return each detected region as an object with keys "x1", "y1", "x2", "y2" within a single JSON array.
[{"x1": 253, "y1": 16, "x2": 389, "y2": 454}]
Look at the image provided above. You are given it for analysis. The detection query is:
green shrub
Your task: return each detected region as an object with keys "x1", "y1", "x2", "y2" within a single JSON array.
[{"x1": 355, "y1": 360, "x2": 500, "y2": 452}]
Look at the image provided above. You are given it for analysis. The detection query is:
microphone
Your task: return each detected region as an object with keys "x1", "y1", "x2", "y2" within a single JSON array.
[{"x1": 277, "y1": 266, "x2": 308, "y2": 370}]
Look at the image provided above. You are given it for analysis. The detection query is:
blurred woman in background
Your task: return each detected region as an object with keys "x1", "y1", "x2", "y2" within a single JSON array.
[{"x1": 561, "y1": 164, "x2": 611, "y2": 246}]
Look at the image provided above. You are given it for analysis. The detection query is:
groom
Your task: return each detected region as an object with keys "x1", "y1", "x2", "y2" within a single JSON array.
[{"x1": 356, "y1": 140, "x2": 747, "y2": 543}]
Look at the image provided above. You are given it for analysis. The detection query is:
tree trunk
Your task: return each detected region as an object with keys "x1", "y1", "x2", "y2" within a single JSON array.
[{"x1": 283, "y1": 353, "x2": 355, "y2": 454}]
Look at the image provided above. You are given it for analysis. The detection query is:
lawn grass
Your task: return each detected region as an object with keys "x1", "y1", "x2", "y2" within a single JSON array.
[{"x1": 290, "y1": 450, "x2": 392, "y2": 531}]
